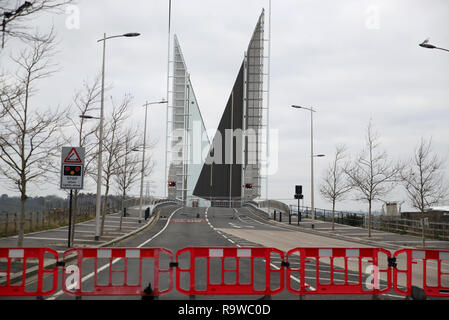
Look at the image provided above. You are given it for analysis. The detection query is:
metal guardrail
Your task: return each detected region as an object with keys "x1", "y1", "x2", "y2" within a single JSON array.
[
  {"x1": 151, "y1": 201, "x2": 180, "y2": 215},
  {"x1": 289, "y1": 205, "x2": 449, "y2": 240},
  {"x1": 257, "y1": 200, "x2": 291, "y2": 216},
  {"x1": 242, "y1": 202, "x2": 270, "y2": 218}
]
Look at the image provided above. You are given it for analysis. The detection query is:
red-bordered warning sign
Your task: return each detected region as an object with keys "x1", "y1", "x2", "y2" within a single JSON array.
[
  {"x1": 64, "y1": 148, "x2": 82, "y2": 163},
  {"x1": 61, "y1": 147, "x2": 85, "y2": 190}
]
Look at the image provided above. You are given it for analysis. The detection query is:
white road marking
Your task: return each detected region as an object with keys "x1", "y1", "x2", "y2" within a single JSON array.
[
  {"x1": 208, "y1": 207, "x2": 317, "y2": 292},
  {"x1": 47, "y1": 206, "x2": 183, "y2": 300}
]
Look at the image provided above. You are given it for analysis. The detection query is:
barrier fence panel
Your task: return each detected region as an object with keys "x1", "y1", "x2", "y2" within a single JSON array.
[
  {"x1": 62, "y1": 248, "x2": 174, "y2": 297},
  {"x1": 3, "y1": 246, "x2": 449, "y2": 299},
  {"x1": 286, "y1": 248, "x2": 392, "y2": 295},
  {"x1": 0, "y1": 247, "x2": 59, "y2": 297},
  {"x1": 393, "y1": 249, "x2": 449, "y2": 298},
  {"x1": 176, "y1": 247, "x2": 284, "y2": 296}
]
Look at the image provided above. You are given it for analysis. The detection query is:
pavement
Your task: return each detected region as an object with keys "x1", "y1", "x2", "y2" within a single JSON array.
[
  {"x1": 0, "y1": 207, "x2": 155, "y2": 250},
  {"x1": 0, "y1": 205, "x2": 159, "y2": 277},
  {"x1": 258, "y1": 208, "x2": 449, "y2": 250}
]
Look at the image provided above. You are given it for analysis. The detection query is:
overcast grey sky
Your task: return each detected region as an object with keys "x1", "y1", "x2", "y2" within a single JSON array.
[{"x1": 1, "y1": 0, "x2": 448, "y2": 213}]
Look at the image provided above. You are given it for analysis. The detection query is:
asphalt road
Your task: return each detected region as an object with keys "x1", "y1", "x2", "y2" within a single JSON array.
[{"x1": 3, "y1": 205, "x2": 447, "y2": 300}]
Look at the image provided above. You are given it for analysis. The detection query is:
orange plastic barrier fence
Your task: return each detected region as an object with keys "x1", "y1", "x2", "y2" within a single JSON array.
[
  {"x1": 393, "y1": 249, "x2": 449, "y2": 298},
  {"x1": 176, "y1": 247, "x2": 284, "y2": 295},
  {"x1": 286, "y1": 247, "x2": 393, "y2": 295},
  {"x1": 0, "y1": 247, "x2": 59, "y2": 297},
  {"x1": 62, "y1": 248, "x2": 173, "y2": 297}
]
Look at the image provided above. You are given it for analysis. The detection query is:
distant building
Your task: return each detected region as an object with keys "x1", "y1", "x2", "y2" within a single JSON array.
[
  {"x1": 381, "y1": 202, "x2": 400, "y2": 217},
  {"x1": 401, "y1": 206, "x2": 449, "y2": 222}
]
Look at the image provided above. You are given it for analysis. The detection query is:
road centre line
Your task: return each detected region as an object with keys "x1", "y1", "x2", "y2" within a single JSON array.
[{"x1": 233, "y1": 208, "x2": 258, "y2": 227}]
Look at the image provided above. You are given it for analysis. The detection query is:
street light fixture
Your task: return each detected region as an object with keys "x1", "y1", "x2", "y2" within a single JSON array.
[
  {"x1": 1, "y1": 1, "x2": 32, "y2": 48},
  {"x1": 138, "y1": 99, "x2": 168, "y2": 223},
  {"x1": 419, "y1": 39, "x2": 449, "y2": 53},
  {"x1": 79, "y1": 115, "x2": 100, "y2": 120},
  {"x1": 94, "y1": 32, "x2": 140, "y2": 241},
  {"x1": 291, "y1": 105, "x2": 325, "y2": 223}
]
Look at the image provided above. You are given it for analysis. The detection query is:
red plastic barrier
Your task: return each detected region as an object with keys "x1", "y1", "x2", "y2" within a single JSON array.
[
  {"x1": 286, "y1": 247, "x2": 392, "y2": 295},
  {"x1": 393, "y1": 249, "x2": 449, "y2": 297},
  {"x1": 0, "y1": 247, "x2": 59, "y2": 296},
  {"x1": 62, "y1": 248, "x2": 173, "y2": 296},
  {"x1": 176, "y1": 247, "x2": 284, "y2": 295}
]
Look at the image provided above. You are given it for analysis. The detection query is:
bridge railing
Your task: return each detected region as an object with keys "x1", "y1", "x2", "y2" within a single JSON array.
[{"x1": 289, "y1": 205, "x2": 449, "y2": 240}]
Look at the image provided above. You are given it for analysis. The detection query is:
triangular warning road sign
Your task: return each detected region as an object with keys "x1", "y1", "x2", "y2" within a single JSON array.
[{"x1": 64, "y1": 148, "x2": 82, "y2": 163}]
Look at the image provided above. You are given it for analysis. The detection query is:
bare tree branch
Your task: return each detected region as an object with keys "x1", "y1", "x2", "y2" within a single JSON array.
[
  {"x1": 0, "y1": 30, "x2": 68, "y2": 246},
  {"x1": 400, "y1": 138, "x2": 448, "y2": 246},
  {"x1": 97, "y1": 94, "x2": 132, "y2": 235},
  {"x1": 319, "y1": 144, "x2": 352, "y2": 230},
  {"x1": 343, "y1": 120, "x2": 403, "y2": 237},
  {"x1": 1, "y1": 0, "x2": 74, "y2": 48}
]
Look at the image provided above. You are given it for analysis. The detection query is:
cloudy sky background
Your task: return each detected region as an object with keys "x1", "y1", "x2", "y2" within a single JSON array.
[{"x1": 1, "y1": 0, "x2": 448, "y2": 213}]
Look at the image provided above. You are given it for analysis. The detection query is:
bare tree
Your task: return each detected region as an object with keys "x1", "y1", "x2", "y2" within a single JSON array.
[
  {"x1": 319, "y1": 144, "x2": 352, "y2": 231},
  {"x1": 68, "y1": 75, "x2": 103, "y2": 176},
  {"x1": 343, "y1": 121, "x2": 403, "y2": 237},
  {"x1": 0, "y1": 71, "x2": 23, "y2": 116},
  {"x1": 1, "y1": 0, "x2": 73, "y2": 48},
  {"x1": 0, "y1": 31, "x2": 68, "y2": 246},
  {"x1": 99, "y1": 94, "x2": 132, "y2": 235},
  {"x1": 400, "y1": 138, "x2": 448, "y2": 247},
  {"x1": 65, "y1": 74, "x2": 102, "y2": 243},
  {"x1": 113, "y1": 127, "x2": 154, "y2": 230}
]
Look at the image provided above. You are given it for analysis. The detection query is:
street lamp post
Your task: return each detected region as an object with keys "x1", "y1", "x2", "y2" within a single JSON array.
[
  {"x1": 94, "y1": 32, "x2": 140, "y2": 241},
  {"x1": 419, "y1": 39, "x2": 449, "y2": 53},
  {"x1": 138, "y1": 100, "x2": 167, "y2": 223},
  {"x1": 291, "y1": 105, "x2": 325, "y2": 224}
]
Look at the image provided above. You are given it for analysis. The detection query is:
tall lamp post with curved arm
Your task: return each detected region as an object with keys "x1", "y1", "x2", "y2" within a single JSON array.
[
  {"x1": 138, "y1": 99, "x2": 168, "y2": 223},
  {"x1": 291, "y1": 105, "x2": 325, "y2": 224},
  {"x1": 94, "y1": 32, "x2": 140, "y2": 241}
]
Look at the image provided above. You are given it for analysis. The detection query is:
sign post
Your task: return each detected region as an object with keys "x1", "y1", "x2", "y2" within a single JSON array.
[
  {"x1": 60, "y1": 147, "x2": 85, "y2": 248},
  {"x1": 294, "y1": 185, "x2": 303, "y2": 224}
]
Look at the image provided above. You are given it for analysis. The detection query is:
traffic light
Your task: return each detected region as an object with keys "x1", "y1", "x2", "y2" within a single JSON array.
[
  {"x1": 63, "y1": 165, "x2": 81, "y2": 176},
  {"x1": 168, "y1": 181, "x2": 176, "y2": 188},
  {"x1": 245, "y1": 183, "x2": 253, "y2": 189},
  {"x1": 294, "y1": 185, "x2": 303, "y2": 199}
]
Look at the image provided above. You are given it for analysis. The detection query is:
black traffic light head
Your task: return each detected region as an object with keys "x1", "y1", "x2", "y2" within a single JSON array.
[
  {"x1": 168, "y1": 181, "x2": 176, "y2": 187},
  {"x1": 295, "y1": 185, "x2": 303, "y2": 195},
  {"x1": 64, "y1": 165, "x2": 82, "y2": 176},
  {"x1": 245, "y1": 183, "x2": 253, "y2": 189}
]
